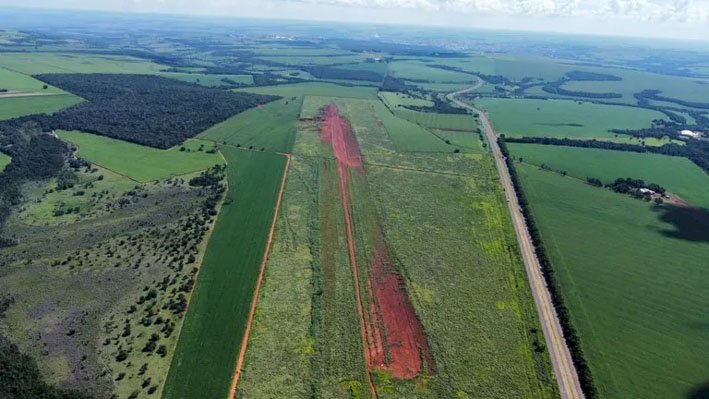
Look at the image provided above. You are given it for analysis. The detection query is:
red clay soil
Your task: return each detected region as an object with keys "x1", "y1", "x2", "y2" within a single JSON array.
[{"x1": 320, "y1": 104, "x2": 434, "y2": 383}]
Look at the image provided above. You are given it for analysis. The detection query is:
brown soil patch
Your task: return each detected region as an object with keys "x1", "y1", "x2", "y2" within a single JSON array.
[
  {"x1": 0, "y1": 91, "x2": 58, "y2": 98},
  {"x1": 320, "y1": 104, "x2": 434, "y2": 383}
]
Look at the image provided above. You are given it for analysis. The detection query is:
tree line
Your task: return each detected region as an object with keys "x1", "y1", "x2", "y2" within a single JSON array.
[{"x1": 498, "y1": 138, "x2": 599, "y2": 398}]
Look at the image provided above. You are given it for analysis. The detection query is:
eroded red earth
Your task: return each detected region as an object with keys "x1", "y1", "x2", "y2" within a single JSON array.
[{"x1": 320, "y1": 104, "x2": 434, "y2": 381}]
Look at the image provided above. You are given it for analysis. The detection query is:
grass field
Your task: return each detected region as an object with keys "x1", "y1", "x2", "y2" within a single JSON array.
[
  {"x1": 0, "y1": 153, "x2": 10, "y2": 171},
  {"x1": 477, "y1": 98, "x2": 665, "y2": 139},
  {"x1": 162, "y1": 149, "x2": 287, "y2": 399},
  {"x1": 378, "y1": 91, "x2": 434, "y2": 108},
  {"x1": 516, "y1": 163, "x2": 709, "y2": 399},
  {"x1": 0, "y1": 53, "x2": 167, "y2": 74},
  {"x1": 388, "y1": 61, "x2": 474, "y2": 83},
  {"x1": 235, "y1": 82, "x2": 379, "y2": 99},
  {"x1": 508, "y1": 143, "x2": 709, "y2": 207},
  {"x1": 199, "y1": 97, "x2": 302, "y2": 152},
  {"x1": 0, "y1": 66, "x2": 66, "y2": 93},
  {"x1": 158, "y1": 72, "x2": 253, "y2": 87},
  {"x1": 373, "y1": 101, "x2": 458, "y2": 153},
  {"x1": 58, "y1": 131, "x2": 222, "y2": 182},
  {"x1": 0, "y1": 94, "x2": 82, "y2": 120}
]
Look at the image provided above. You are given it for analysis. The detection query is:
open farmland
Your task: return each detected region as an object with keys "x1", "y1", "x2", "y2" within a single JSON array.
[
  {"x1": 0, "y1": 66, "x2": 67, "y2": 93},
  {"x1": 513, "y1": 163, "x2": 709, "y2": 399},
  {"x1": 0, "y1": 94, "x2": 82, "y2": 120},
  {"x1": 199, "y1": 97, "x2": 302, "y2": 152},
  {"x1": 0, "y1": 53, "x2": 168, "y2": 75},
  {"x1": 235, "y1": 96, "x2": 558, "y2": 398},
  {"x1": 509, "y1": 143, "x2": 709, "y2": 207},
  {"x1": 58, "y1": 131, "x2": 222, "y2": 182},
  {"x1": 236, "y1": 82, "x2": 379, "y2": 99},
  {"x1": 162, "y1": 148, "x2": 287, "y2": 399},
  {"x1": 476, "y1": 98, "x2": 665, "y2": 139},
  {"x1": 388, "y1": 61, "x2": 474, "y2": 83}
]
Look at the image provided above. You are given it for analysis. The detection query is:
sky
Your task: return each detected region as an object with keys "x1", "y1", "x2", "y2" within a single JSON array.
[{"x1": 1, "y1": 0, "x2": 708, "y2": 40}]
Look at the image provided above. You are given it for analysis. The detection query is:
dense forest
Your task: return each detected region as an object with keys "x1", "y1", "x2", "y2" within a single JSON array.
[{"x1": 35, "y1": 74, "x2": 278, "y2": 148}]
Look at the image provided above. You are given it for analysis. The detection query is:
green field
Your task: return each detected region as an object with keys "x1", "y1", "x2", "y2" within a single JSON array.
[
  {"x1": 235, "y1": 81, "x2": 379, "y2": 99},
  {"x1": 509, "y1": 143, "x2": 709, "y2": 207},
  {"x1": 378, "y1": 91, "x2": 434, "y2": 108},
  {"x1": 199, "y1": 97, "x2": 302, "y2": 152},
  {"x1": 162, "y1": 149, "x2": 286, "y2": 399},
  {"x1": 516, "y1": 163, "x2": 709, "y2": 399},
  {"x1": 158, "y1": 72, "x2": 253, "y2": 87},
  {"x1": 58, "y1": 131, "x2": 222, "y2": 182},
  {"x1": 0, "y1": 53, "x2": 168, "y2": 74},
  {"x1": 0, "y1": 153, "x2": 10, "y2": 171},
  {"x1": 373, "y1": 101, "x2": 457, "y2": 153},
  {"x1": 477, "y1": 98, "x2": 665, "y2": 139},
  {"x1": 0, "y1": 94, "x2": 82, "y2": 120},
  {"x1": 388, "y1": 61, "x2": 474, "y2": 83},
  {"x1": 0, "y1": 66, "x2": 66, "y2": 93}
]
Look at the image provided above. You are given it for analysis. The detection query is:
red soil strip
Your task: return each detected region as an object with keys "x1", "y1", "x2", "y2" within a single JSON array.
[
  {"x1": 229, "y1": 153, "x2": 291, "y2": 399},
  {"x1": 320, "y1": 104, "x2": 434, "y2": 384}
]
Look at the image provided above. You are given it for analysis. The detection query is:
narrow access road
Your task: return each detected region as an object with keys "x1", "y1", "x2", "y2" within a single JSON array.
[{"x1": 447, "y1": 81, "x2": 585, "y2": 399}]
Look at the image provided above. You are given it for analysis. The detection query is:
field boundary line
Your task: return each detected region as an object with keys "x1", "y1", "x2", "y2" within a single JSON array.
[{"x1": 229, "y1": 153, "x2": 291, "y2": 399}]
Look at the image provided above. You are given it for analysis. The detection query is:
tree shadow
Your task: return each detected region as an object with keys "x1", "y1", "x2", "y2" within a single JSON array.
[
  {"x1": 687, "y1": 382, "x2": 709, "y2": 399},
  {"x1": 652, "y1": 204, "x2": 709, "y2": 243}
]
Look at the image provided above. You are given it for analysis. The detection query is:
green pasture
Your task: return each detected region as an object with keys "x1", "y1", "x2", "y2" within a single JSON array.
[
  {"x1": 0, "y1": 53, "x2": 167, "y2": 75},
  {"x1": 516, "y1": 164, "x2": 709, "y2": 399},
  {"x1": 162, "y1": 149, "x2": 287, "y2": 399},
  {"x1": 379, "y1": 91, "x2": 434, "y2": 108},
  {"x1": 235, "y1": 81, "x2": 378, "y2": 99},
  {"x1": 0, "y1": 94, "x2": 82, "y2": 120},
  {"x1": 257, "y1": 54, "x2": 371, "y2": 65},
  {"x1": 476, "y1": 98, "x2": 664, "y2": 139},
  {"x1": 58, "y1": 130, "x2": 222, "y2": 182},
  {"x1": 0, "y1": 152, "x2": 10, "y2": 170},
  {"x1": 158, "y1": 72, "x2": 253, "y2": 87},
  {"x1": 388, "y1": 60, "x2": 474, "y2": 83},
  {"x1": 373, "y1": 101, "x2": 455, "y2": 153},
  {"x1": 199, "y1": 97, "x2": 302, "y2": 152},
  {"x1": 509, "y1": 143, "x2": 709, "y2": 207},
  {"x1": 0, "y1": 66, "x2": 66, "y2": 93}
]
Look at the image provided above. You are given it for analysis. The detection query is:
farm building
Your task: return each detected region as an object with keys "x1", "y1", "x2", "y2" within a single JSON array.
[{"x1": 680, "y1": 129, "x2": 702, "y2": 139}]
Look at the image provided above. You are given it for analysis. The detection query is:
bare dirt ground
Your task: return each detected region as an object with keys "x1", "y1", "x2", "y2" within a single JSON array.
[
  {"x1": 320, "y1": 104, "x2": 433, "y2": 389},
  {"x1": 448, "y1": 82, "x2": 585, "y2": 399},
  {"x1": 0, "y1": 91, "x2": 60, "y2": 98}
]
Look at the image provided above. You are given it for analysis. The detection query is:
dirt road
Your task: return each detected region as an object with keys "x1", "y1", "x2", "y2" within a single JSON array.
[{"x1": 447, "y1": 82, "x2": 585, "y2": 399}]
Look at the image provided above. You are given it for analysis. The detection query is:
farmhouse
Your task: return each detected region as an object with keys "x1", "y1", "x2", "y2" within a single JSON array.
[{"x1": 639, "y1": 188, "x2": 656, "y2": 195}]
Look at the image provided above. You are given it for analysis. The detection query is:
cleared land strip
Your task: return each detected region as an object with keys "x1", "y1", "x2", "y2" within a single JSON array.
[{"x1": 448, "y1": 83, "x2": 585, "y2": 399}]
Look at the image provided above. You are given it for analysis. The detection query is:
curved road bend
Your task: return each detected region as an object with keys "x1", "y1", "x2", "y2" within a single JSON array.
[{"x1": 447, "y1": 82, "x2": 585, "y2": 399}]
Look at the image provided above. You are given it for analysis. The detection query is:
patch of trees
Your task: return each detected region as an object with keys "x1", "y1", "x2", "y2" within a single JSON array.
[
  {"x1": 498, "y1": 138, "x2": 598, "y2": 398},
  {"x1": 0, "y1": 337, "x2": 92, "y2": 399},
  {"x1": 0, "y1": 120, "x2": 69, "y2": 231},
  {"x1": 380, "y1": 76, "x2": 417, "y2": 93},
  {"x1": 542, "y1": 83, "x2": 622, "y2": 99},
  {"x1": 0, "y1": 88, "x2": 7, "y2": 93},
  {"x1": 635, "y1": 89, "x2": 709, "y2": 110},
  {"x1": 404, "y1": 96, "x2": 468, "y2": 114},
  {"x1": 565, "y1": 71, "x2": 622, "y2": 81},
  {"x1": 304, "y1": 66, "x2": 383, "y2": 82},
  {"x1": 425, "y1": 64, "x2": 516, "y2": 86},
  {"x1": 34, "y1": 74, "x2": 279, "y2": 148},
  {"x1": 606, "y1": 177, "x2": 666, "y2": 200},
  {"x1": 504, "y1": 136, "x2": 709, "y2": 174}
]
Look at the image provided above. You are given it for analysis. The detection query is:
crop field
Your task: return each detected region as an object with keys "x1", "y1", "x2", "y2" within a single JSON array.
[
  {"x1": 378, "y1": 91, "x2": 434, "y2": 108},
  {"x1": 58, "y1": 131, "x2": 222, "y2": 182},
  {"x1": 162, "y1": 148, "x2": 287, "y2": 399},
  {"x1": 199, "y1": 97, "x2": 302, "y2": 152},
  {"x1": 476, "y1": 98, "x2": 665, "y2": 139},
  {"x1": 515, "y1": 163, "x2": 709, "y2": 399},
  {"x1": 0, "y1": 94, "x2": 82, "y2": 120},
  {"x1": 509, "y1": 143, "x2": 709, "y2": 207},
  {"x1": 0, "y1": 53, "x2": 168, "y2": 74},
  {"x1": 236, "y1": 82, "x2": 379, "y2": 99},
  {"x1": 373, "y1": 101, "x2": 457, "y2": 153}
]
